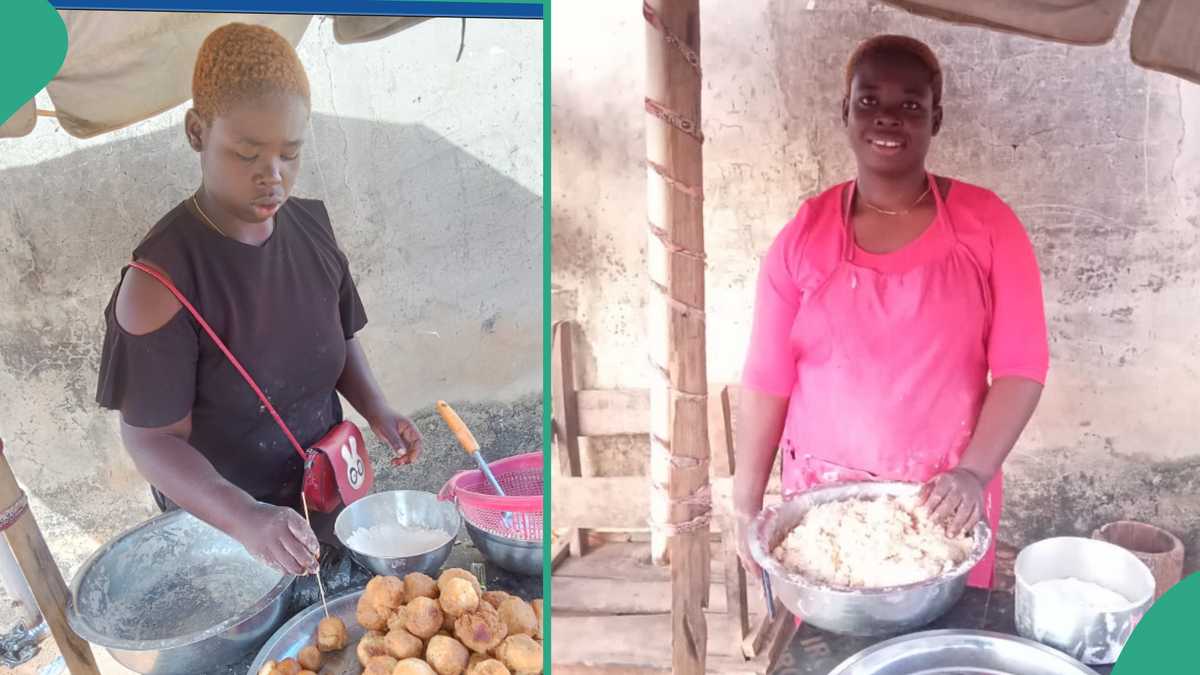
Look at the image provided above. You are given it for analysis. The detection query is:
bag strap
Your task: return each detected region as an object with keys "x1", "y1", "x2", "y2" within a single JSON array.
[{"x1": 127, "y1": 261, "x2": 309, "y2": 463}]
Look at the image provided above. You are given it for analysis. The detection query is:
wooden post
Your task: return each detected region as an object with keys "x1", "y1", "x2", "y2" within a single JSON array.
[
  {"x1": 644, "y1": 1, "x2": 709, "y2": 673},
  {"x1": 0, "y1": 440, "x2": 100, "y2": 674},
  {"x1": 551, "y1": 321, "x2": 587, "y2": 558},
  {"x1": 0, "y1": 536, "x2": 42, "y2": 627}
]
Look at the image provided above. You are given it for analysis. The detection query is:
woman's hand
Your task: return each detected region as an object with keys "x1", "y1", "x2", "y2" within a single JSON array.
[
  {"x1": 918, "y1": 467, "x2": 986, "y2": 537},
  {"x1": 366, "y1": 406, "x2": 424, "y2": 466},
  {"x1": 735, "y1": 511, "x2": 763, "y2": 579},
  {"x1": 233, "y1": 502, "x2": 320, "y2": 576}
]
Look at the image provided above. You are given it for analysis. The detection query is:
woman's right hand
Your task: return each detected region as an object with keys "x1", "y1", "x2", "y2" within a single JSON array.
[
  {"x1": 233, "y1": 502, "x2": 320, "y2": 576},
  {"x1": 735, "y1": 511, "x2": 763, "y2": 580}
]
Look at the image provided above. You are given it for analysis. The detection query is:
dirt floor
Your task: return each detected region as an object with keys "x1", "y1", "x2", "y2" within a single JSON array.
[{"x1": 0, "y1": 395, "x2": 543, "y2": 673}]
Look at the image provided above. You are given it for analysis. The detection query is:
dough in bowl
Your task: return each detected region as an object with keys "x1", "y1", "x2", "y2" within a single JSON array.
[{"x1": 773, "y1": 494, "x2": 974, "y2": 588}]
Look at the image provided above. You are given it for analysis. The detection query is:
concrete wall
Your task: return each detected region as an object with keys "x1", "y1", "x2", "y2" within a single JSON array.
[
  {"x1": 0, "y1": 15, "x2": 542, "y2": 601},
  {"x1": 552, "y1": 1, "x2": 1200, "y2": 566}
]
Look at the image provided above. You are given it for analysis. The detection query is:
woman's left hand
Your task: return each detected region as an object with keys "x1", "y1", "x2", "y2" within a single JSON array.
[
  {"x1": 918, "y1": 467, "x2": 986, "y2": 537},
  {"x1": 366, "y1": 406, "x2": 424, "y2": 466}
]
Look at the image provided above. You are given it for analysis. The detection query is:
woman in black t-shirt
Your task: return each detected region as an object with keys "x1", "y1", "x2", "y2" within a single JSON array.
[{"x1": 96, "y1": 23, "x2": 422, "y2": 577}]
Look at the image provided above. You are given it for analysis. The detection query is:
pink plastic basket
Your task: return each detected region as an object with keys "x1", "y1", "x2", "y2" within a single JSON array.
[{"x1": 438, "y1": 451, "x2": 542, "y2": 542}]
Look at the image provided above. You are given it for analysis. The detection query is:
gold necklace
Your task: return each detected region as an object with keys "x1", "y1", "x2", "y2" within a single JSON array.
[
  {"x1": 859, "y1": 183, "x2": 932, "y2": 217},
  {"x1": 191, "y1": 194, "x2": 227, "y2": 238}
]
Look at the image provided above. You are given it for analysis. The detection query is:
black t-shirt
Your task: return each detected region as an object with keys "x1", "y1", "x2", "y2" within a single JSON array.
[{"x1": 96, "y1": 197, "x2": 368, "y2": 507}]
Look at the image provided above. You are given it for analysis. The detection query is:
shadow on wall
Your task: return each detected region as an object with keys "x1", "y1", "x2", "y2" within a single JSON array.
[{"x1": 0, "y1": 111, "x2": 542, "y2": 566}]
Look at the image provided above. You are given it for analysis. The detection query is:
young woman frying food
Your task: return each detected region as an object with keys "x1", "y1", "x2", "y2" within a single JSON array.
[
  {"x1": 734, "y1": 35, "x2": 1049, "y2": 589},
  {"x1": 96, "y1": 24, "x2": 422, "y2": 579}
]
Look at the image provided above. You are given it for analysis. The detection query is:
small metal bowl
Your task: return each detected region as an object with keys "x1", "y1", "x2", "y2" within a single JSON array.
[
  {"x1": 67, "y1": 509, "x2": 294, "y2": 674},
  {"x1": 464, "y1": 521, "x2": 542, "y2": 577},
  {"x1": 748, "y1": 481, "x2": 991, "y2": 637},
  {"x1": 1015, "y1": 536, "x2": 1155, "y2": 665},
  {"x1": 334, "y1": 489, "x2": 461, "y2": 577}
]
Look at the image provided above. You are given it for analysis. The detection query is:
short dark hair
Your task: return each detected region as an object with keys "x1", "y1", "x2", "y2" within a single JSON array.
[{"x1": 845, "y1": 34, "x2": 943, "y2": 105}]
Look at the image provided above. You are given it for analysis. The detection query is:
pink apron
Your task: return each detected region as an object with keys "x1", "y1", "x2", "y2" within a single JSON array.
[{"x1": 780, "y1": 173, "x2": 1001, "y2": 589}]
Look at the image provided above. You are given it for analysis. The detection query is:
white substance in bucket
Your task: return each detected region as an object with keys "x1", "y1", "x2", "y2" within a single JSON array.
[
  {"x1": 1028, "y1": 577, "x2": 1134, "y2": 662},
  {"x1": 346, "y1": 523, "x2": 452, "y2": 558},
  {"x1": 1031, "y1": 577, "x2": 1131, "y2": 613}
]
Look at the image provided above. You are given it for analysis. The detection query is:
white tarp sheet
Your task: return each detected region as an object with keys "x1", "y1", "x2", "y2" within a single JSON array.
[
  {"x1": 1, "y1": 12, "x2": 429, "y2": 139},
  {"x1": 881, "y1": 0, "x2": 1199, "y2": 84}
]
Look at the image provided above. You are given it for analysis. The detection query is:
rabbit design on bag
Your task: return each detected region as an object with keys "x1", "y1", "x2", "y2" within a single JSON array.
[{"x1": 341, "y1": 435, "x2": 365, "y2": 490}]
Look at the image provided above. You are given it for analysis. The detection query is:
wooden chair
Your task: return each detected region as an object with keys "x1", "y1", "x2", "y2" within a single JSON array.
[{"x1": 550, "y1": 320, "x2": 796, "y2": 672}]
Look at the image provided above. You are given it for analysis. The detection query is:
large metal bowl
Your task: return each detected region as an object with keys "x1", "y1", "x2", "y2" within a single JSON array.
[
  {"x1": 828, "y1": 629, "x2": 1099, "y2": 674},
  {"x1": 67, "y1": 509, "x2": 295, "y2": 674},
  {"x1": 464, "y1": 521, "x2": 542, "y2": 577},
  {"x1": 748, "y1": 481, "x2": 991, "y2": 637},
  {"x1": 1015, "y1": 536, "x2": 1155, "y2": 665},
  {"x1": 334, "y1": 489, "x2": 461, "y2": 577}
]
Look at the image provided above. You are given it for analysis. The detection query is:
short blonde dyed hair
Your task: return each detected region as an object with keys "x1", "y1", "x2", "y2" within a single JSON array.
[
  {"x1": 845, "y1": 35, "x2": 943, "y2": 105},
  {"x1": 192, "y1": 22, "x2": 310, "y2": 122}
]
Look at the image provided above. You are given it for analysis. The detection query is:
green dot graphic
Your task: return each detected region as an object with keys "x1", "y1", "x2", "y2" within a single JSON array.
[{"x1": 0, "y1": 1, "x2": 66, "y2": 129}]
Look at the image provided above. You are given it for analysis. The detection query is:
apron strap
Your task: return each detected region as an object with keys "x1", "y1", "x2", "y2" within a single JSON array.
[{"x1": 843, "y1": 172, "x2": 949, "y2": 263}]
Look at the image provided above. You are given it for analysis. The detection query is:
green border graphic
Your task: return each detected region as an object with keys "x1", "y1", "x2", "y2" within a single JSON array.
[
  {"x1": 1110, "y1": 572, "x2": 1198, "y2": 673},
  {"x1": 0, "y1": 1, "x2": 66, "y2": 130},
  {"x1": 541, "y1": 3, "x2": 551, "y2": 672}
]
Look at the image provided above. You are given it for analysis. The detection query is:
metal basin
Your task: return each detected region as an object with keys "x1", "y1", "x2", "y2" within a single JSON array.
[
  {"x1": 67, "y1": 509, "x2": 294, "y2": 674},
  {"x1": 464, "y1": 521, "x2": 542, "y2": 577},
  {"x1": 829, "y1": 629, "x2": 1099, "y2": 674},
  {"x1": 1015, "y1": 536, "x2": 1155, "y2": 665},
  {"x1": 334, "y1": 490, "x2": 460, "y2": 577},
  {"x1": 748, "y1": 481, "x2": 991, "y2": 637}
]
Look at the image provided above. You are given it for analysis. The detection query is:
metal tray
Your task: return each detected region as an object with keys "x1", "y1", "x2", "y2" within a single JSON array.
[
  {"x1": 247, "y1": 589, "x2": 366, "y2": 675},
  {"x1": 828, "y1": 629, "x2": 1100, "y2": 675}
]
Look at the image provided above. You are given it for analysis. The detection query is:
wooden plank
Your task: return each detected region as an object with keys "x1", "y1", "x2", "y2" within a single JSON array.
[
  {"x1": 762, "y1": 615, "x2": 801, "y2": 675},
  {"x1": 553, "y1": 540, "x2": 729, "y2": 583},
  {"x1": 576, "y1": 385, "x2": 739, "y2": 440},
  {"x1": 0, "y1": 442, "x2": 101, "y2": 674},
  {"x1": 551, "y1": 475, "x2": 657, "y2": 530},
  {"x1": 550, "y1": 532, "x2": 573, "y2": 571},
  {"x1": 743, "y1": 595, "x2": 794, "y2": 659},
  {"x1": 552, "y1": 613, "x2": 758, "y2": 671},
  {"x1": 552, "y1": 476, "x2": 781, "y2": 530},
  {"x1": 552, "y1": 321, "x2": 587, "y2": 557},
  {"x1": 551, "y1": 660, "x2": 760, "y2": 675},
  {"x1": 723, "y1": 514, "x2": 751, "y2": 646},
  {"x1": 552, "y1": 575, "x2": 732, "y2": 615},
  {"x1": 744, "y1": 599, "x2": 800, "y2": 670},
  {"x1": 725, "y1": 384, "x2": 742, "y2": 449},
  {"x1": 671, "y1": 532, "x2": 710, "y2": 672},
  {"x1": 702, "y1": 386, "x2": 736, "y2": 610},
  {"x1": 708, "y1": 385, "x2": 734, "y2": 478},
  {"x1": 576, "y1": 389, "x2": 649, "y2": 437}
]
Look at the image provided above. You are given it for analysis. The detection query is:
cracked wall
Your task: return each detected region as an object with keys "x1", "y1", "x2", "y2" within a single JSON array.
[
  {"x1": 0, "y1": 15, "x2": 542, "y2": 599},
  {"x1": 552, "y1": 1, "x2": 1200, "y2": 566}
]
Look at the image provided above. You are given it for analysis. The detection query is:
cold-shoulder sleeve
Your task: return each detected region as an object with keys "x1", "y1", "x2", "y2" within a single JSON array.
[
  {"x1": 339, "y1": 260, "x2": 368, "y2": 340},
  {"x1": 95, "y1": 275, "x2": 199, "y2": 428}
]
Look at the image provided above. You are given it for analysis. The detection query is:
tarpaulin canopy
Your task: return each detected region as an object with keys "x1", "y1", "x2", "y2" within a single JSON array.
[
  {"x1": 0, "y1": 11, "x2": 429, "y2": 140},
  {"x1": 882, "y1": 0, "x2": 1200, "y2": 84}
]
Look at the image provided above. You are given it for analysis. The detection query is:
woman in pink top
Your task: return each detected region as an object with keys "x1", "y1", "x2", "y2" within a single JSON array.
[{"x1": 734, "y1": 35, "x2": 1048, "y2": 590}]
